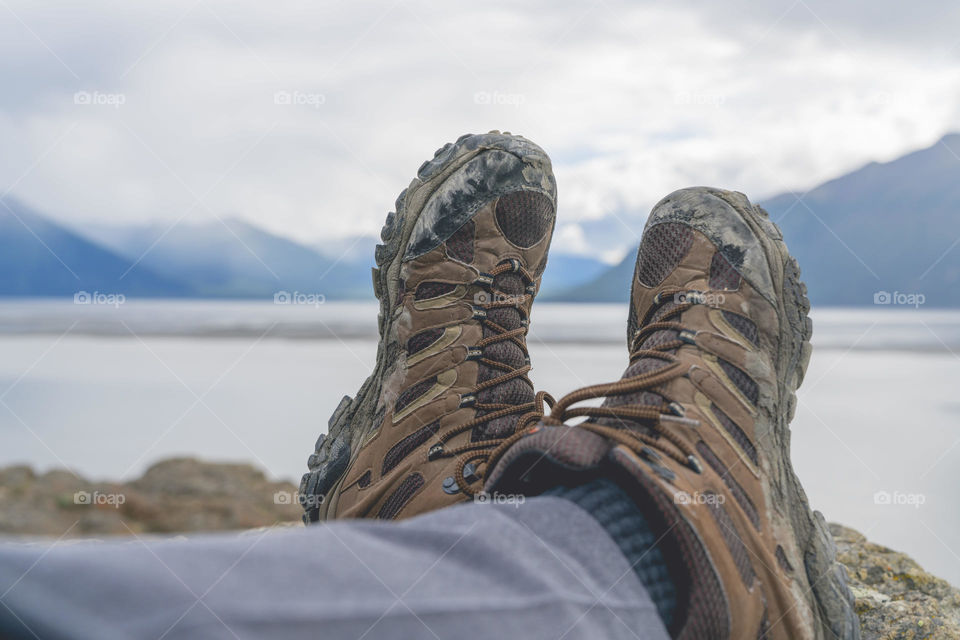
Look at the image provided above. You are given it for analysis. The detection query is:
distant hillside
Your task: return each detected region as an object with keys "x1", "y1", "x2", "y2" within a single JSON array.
[
  {"x1": 553, "y1": 133, "x2": 960, "y2": 307},
  {"x1": 764, "y1": 133, "x2": 960, "y2": 306},
  {"x1": 80, "y1": 219, "x2": 373, "y2": 300},
  {"x1": 547, "y1": 249, "x2": 635, "y2": 303},
  {"x1": 13, "y1": 130, "x2": 957, "y2": 306},
  {"x1": 0, "y1": 198, "x2": 610, "y2": 300},
  {"x1": 539, "y1": 253, "x2": 609, "y2": 297},
  {"x1": 0, "y1": 198, "x2": 189, "y2": 297}
]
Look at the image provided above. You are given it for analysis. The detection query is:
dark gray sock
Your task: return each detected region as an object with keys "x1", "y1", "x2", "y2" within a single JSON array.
[{"x1": 544, "y1": 477, "x2": 677, "y2": 626}]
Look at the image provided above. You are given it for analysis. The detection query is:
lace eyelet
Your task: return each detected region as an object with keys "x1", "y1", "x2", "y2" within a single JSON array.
[
  {"x1": 462, "y1": 462, "x2": 480, "y2": 483},
  {"x1": 442, "y1": 476, "x2": 460, "y2": 494}
]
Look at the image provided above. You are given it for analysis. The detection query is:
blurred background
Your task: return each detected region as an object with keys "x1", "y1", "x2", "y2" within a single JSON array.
[{"x1": 1, "y1": 0, "x2": 959, "y2": 583}]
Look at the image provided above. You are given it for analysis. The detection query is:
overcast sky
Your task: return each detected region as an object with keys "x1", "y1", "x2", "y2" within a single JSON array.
[{"x1": 2, "y1": 0, "x2": 959, "y2": 259}]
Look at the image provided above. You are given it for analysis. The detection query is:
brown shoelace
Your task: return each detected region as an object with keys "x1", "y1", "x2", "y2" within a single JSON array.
[
  {"x1": 428, "y1": 260, "x2": 554, "y2": 494},
  {"x1": 482, "y1": 287, "x2": 707, "y2": 486}
]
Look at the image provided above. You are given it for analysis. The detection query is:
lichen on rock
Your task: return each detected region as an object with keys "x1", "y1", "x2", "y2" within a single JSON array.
[{"x1": 830, "y1": 523, "x2": 960, "y2": 639}]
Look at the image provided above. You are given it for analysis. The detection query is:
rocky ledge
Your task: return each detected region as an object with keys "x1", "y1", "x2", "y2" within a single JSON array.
[
  {"x1": 0, "y1": 458, "x2": 302, "y2": 535},
  {"x1": 0, "y1": 460, "x2": 956, "y2": 637},
  {"x1": 830, "y1": 524, "x2": 960, "y2": 639}
]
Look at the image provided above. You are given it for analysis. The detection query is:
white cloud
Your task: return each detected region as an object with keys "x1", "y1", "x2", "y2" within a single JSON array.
[{"x1": 0, "y1": 0, "x2": 958, "y2": 260}]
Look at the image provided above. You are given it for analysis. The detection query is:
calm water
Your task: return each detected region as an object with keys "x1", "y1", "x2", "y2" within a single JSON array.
[{"x1": 1, "y1": 301, "x2": 958, "y2": 584}]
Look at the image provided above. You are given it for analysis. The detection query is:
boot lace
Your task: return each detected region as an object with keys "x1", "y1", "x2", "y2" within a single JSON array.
[
  {"x1": 483, "y1": 286, "x2": 707, "y2": 482},
  {"x1": 428, "y1": 260, "x2": 554, "y2": 495}
]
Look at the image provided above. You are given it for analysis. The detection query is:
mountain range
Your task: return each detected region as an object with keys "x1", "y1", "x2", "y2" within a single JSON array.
[
  {"x1": 554, "y1": 133, "x2": 960, "y2": 307},
  {"x1": 2, "y1": 133, "x2": 959, "y2": 306},
  {"x1": 0, "y1": 199, "x2": 607, "y2": 300}
]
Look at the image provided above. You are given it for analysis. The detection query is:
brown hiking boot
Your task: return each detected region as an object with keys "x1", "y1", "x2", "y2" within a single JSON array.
[
  {"x1": 300, "y1": 131, "x2": 557, "y2": 522},
  {"x1": 484, "y1": 187, "x2": 859, "y2": 639}
]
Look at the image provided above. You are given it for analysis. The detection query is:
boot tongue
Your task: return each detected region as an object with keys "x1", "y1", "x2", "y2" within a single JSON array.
[
  {"x1": 596, "y1": 299, "x2": 682, "y2": 430},
  {"x1": 472, "y1": 271, "x2": 534, "y2": 441}
]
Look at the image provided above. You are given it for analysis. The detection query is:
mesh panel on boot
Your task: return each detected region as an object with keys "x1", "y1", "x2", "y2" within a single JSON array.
[
  {"x1": 635, "y1": 223, "x2": 695, "y2": 287},
  {"x1": 641, "y1": 328, "x2": 681, "y2": 350},
  {"x1": 598, "y1": 307, "x2": 678, "y2": 430},
  {"x1": 709, "y1": 251, "x2": 742, "y2": 290},
  {"x1": 478, "y1": 341, "x2": 526, "y2": 373},
  {"x1": 415, "y1": 282, "x2": 457, "y2": 300},
  {"x1": 478, "y1": 377, "x2": 534, "y2": 405},
  {"x1": 475, "y1": 378, "x2": 535, "y2": 440},
  {"x1": 705, "y1": 494, "x2": 756, "y2": 587},
  {"x1": 395, "y1": 377, "x2": 436, "y2": 413},
  {"x1": 407, "y1": 328, "x2": 445, "y2": 356},
  {"x1": 718, "y1": 358, "x2": 759, "y2": 405},
  {"x1": 696, "y1": 441, "x2": 760, "y2": 530},
  {"x1": 377, "y1": 473, "x2": 424, "y2": 519},
  {"x1": 445, "y1": 219, "x2": 475, "y2": 263},
  {"x1": 710, "y1": 402, "x2": 757, "y2": 465},
  {"x1": 472, "y1": 269, "x2": 534, "y2": 441},
  {"x1": 357, "y1": 470, "x2": 371, "y2": 488},
  {"x1": 639, "y1": 298, "x2": 682, "y2": 330},
  {"x1": 721, "y1": 310, "x2": 758, "y2": 345},
  {"x1": 495, "y1": 190, "x2": 554, "y2": 248},
  {"x1": 382, "y1": 421, "x2": 440, "y2": 475}
]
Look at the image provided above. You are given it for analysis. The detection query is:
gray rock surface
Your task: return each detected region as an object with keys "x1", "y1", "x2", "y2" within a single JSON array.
[
  {"x1": 0, "y1": 458, "x2": 301, "y2": 536},
  {"x1": 830, "y1": 523, "x2": 960, "y2": 639}
]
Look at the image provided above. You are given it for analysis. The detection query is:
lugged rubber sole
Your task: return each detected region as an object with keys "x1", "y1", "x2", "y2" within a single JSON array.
[
  {"x1": 299, "y1": 131, "x2": 552, "y2": 522},
  {"x1": 711, "y1": 188, "x2": 860, "y2": 640}
]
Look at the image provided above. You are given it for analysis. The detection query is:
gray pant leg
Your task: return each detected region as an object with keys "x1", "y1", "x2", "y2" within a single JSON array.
[{"x1": 0, "y1": 497, "x2": 670, "y2": 640}]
